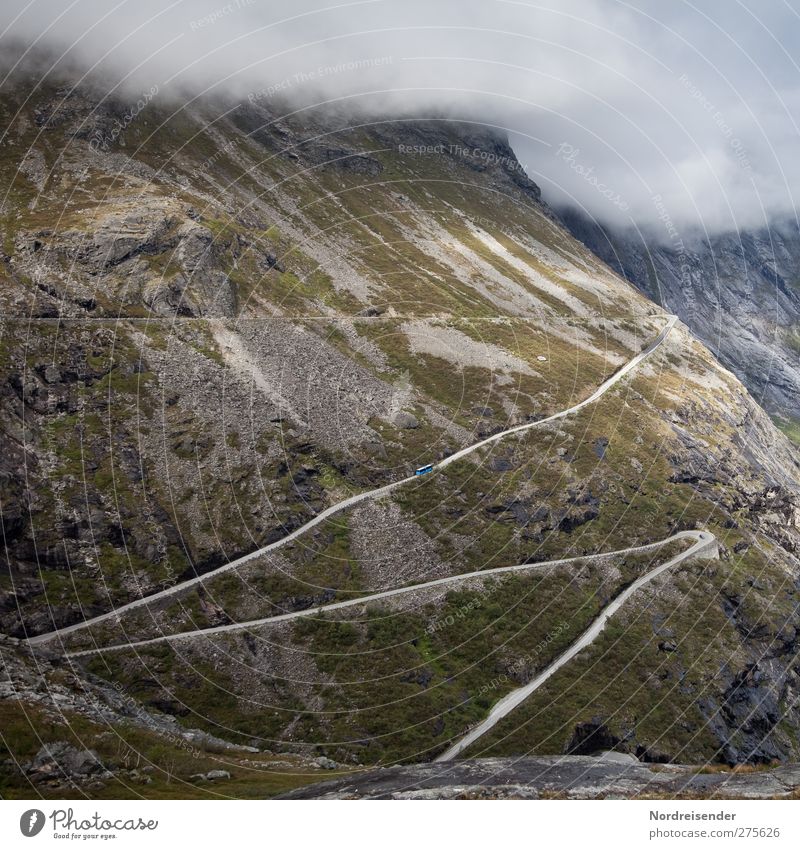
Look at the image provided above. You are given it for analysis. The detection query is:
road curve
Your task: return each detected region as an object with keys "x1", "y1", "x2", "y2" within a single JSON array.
[
  {"x1": 28, "y1": 315, "x2": 678, "y2": 648},
  {"x1": 64, "y1": 530, "x2": 699, "y2": 658},
  {"x1": 437, "y1": 314, "x2": 678, "y2": 468},
  {"x1": 434, "y1": 530, "x2": 718, "y2": 763}
]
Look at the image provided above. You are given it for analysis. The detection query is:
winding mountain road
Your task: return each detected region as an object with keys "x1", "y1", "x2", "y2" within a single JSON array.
[
  {"x1": 28, "y1": 315, "x2": 678, "y2": 649},
  {"x1": 434, "y1": 530, "x2": 718, "y2": 762},
  {"x1": 64, "y1": 529, "x2": 705, "y2": 658}
]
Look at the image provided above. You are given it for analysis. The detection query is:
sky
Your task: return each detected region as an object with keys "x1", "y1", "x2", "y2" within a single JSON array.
[{"x1": 2, "y1": 0, "x2": 800, "y2": 238}]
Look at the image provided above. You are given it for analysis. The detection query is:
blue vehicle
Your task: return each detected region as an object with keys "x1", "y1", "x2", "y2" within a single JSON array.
[{"x1": 415, "y1": 463, "x2": 434, "y2": 476}]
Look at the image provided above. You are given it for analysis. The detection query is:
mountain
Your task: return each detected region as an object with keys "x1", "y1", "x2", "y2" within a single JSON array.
[
  {"x1": 559, "y1": 208, "x2": 800, "y2": 432},
  {"x1": 3, "y1": 69, "x2": 800, "y2": 798}
]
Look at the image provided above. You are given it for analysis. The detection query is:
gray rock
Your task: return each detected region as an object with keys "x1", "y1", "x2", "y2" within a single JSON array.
[
  {"x1": 312, "y1": 756, "x2": 339, "y2": 770},
  {"x1": 64, "y1": 203, "x2": 177, "y2": 271},
  {"x1": 391, "y1": 410, "x2": 419, "y2": 429},
  {"x1": 561, "y1": 209, "x2": 800, "y2": 420},
  {"x1": 27, "y1": 742, "x2": 104, "y2": 779},
  {"x1": 282, "y1": 755, "x2": 800, "y2": 799}
]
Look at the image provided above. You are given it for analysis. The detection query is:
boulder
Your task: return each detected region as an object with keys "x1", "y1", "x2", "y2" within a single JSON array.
[
  {"x1": 191, "y1": 769, "x2": 232, "y2": 781},
  {"x1": 312, "y1": 756, "x2": 339, "y2": 770},
  {"x1": 26, "y1": 742, "x2": 104, "y2": 780}
]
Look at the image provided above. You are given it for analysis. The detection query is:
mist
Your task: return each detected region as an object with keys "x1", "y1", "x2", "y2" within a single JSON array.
[{"x1": 2, "y1": 0, "x2": 800, "y2": 239}]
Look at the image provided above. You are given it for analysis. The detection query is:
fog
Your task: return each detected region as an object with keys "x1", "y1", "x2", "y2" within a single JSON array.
[{"x1": 3, "y1": 0, "x2": 800, "y2": 237}]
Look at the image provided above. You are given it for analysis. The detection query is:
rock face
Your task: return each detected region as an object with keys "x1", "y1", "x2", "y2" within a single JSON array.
[
  {"x1": 312, "y1": 756, "x2": 340, "y2": 770},
  {"x1": 282, "y1": 755, "x2": 800, "y2": 799},
  {"x1": 559, "y1": 209, "x2": 800, "y2": 420}
]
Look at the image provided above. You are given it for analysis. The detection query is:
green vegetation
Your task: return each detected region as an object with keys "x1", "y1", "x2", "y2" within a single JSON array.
[
  {"x1": 472, "y1": 543, "x2": 793, "y2": 762},
  {"x1": 0, "y1": 699, "x2": 329, "y2": 800}
]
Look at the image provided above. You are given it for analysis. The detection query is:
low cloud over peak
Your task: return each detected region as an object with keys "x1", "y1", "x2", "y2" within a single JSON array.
[{"x1": 3, "y1": 0, "x2": 799, "y2": 237}]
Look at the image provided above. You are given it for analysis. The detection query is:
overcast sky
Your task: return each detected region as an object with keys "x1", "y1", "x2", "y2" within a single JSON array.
[{"x1": 3, "y1": 0, "x2": 800, "y2": 237}]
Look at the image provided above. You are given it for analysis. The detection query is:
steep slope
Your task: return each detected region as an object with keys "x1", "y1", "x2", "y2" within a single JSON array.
[
  {"x1": 2, "y1": 70, "x2": 800, "y2": 794},
  {"x1": 559, "y1": 208, "x2": 800, "y2": 429},
  {"x1": 1, "y1": 77, "x2": 666, "y2": 637}
]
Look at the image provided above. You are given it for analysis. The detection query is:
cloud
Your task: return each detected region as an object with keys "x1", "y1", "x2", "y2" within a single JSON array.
[{"x1": 2, "y1": 0, "x2": 799, "y2": 237}]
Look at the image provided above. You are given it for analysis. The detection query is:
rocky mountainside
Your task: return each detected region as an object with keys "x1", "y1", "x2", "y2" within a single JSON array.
[
  {"x1": 3, "y1": 67, "x2": 800, "y2": 797},
  {"x1": 284, "y1": 753, "x2": 800, "y2": 799},
  {"x1": 559, "y1": 209, "x2": 800, "y2": 429}
]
